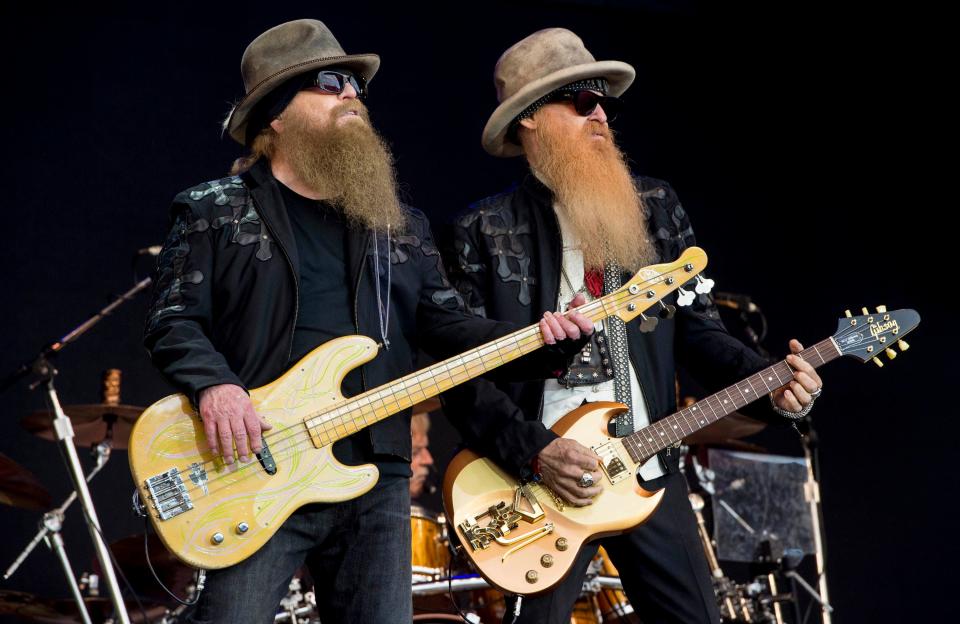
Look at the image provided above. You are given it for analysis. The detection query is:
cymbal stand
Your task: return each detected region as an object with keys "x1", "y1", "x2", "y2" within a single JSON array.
[
  {"x1": 28, "y1": 363, "x2": 131, "y2": 623},
  {"x1": 4, "y1": 439, "x2": 112, "y2": 581},
  {"x1": 0, "y1": 275, "x2": 152, "y2": 622}
]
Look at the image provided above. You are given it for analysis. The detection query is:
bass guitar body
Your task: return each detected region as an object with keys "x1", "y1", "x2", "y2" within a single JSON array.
[{"x1": 129, "y1": 335, "x2": 381, "y2": 570}]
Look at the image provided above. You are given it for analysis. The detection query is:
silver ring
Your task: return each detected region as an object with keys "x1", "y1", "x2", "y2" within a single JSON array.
[
  {"x1": 810, "y1": 387, "x2": 823, "y2": 399},
  {"x1": 578, "y1": 472, "x2": 595, "y2": 488}
]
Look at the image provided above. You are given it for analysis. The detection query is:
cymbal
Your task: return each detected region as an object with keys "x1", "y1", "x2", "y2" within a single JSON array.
[
  {"x1": 0, "y1": 590, "x2": 62, "y2": 622},
  {"x1": 695, "y1": 439, "x2": 769, "y2": 454},
  {"x1": 97, "y1": 533, "x2": 197, "y2": 602},
  {"x1": 682, "y1": 411, "x2": 767, "y2": 446},
  {"x1": 22, "y1": 404, "x2": 143, "y2": 450},
  {"x1": 0, "y1": 452, "x2": 52, "y2": 510},
  {"x1": 412, "y1": 397, "x2": 442, "y2": 415}
]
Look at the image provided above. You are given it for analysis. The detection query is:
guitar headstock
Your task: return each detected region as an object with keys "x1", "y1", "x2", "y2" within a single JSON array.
[
  {"x1": 609, "y1": 246, "x2": 709, "y2": 323},
  {"x1": 832, "y1": 306, "x2": 920, "y2": 367}
]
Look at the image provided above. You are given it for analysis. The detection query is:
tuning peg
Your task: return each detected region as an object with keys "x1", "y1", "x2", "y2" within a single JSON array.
[
  {"x1": 676, "y1": 287, "x2": 695, "y2": 307},
  {"x1": 872, "y1": 357, "x2": 884, "y2": 368},
  {"x1": 844, "y1": 310, "x2": 852, "y2": 318},
  {"x1": 862, "y1": 307, "x2": 870, "y2": 315},
  {"x1": 876, "y1": 305, "x2": 887, "y2": 313},
  {"x1": 885, "y1": 348, "x2": 897, "y2": 360},
  {"x1": 639, "y1": 312, "x2": 658, "y2": 333},
  {"x1": 898, "y1": 340, "x2": 910, "y2": 352},
  {"x1": 657, "y1": 300, "x2": 676, "y2": 320},
  {"x1": 694, "y1": 274, "x2": 715, "y2": 294}
]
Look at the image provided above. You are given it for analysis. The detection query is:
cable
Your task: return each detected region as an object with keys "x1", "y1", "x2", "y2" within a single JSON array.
[{"x1": 141, "y1": 516, "x2": 204, "y2": 607}]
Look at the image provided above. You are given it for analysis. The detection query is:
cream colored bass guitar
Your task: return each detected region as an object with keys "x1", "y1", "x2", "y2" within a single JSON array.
[
  {"x1": 444, "y1": 307, "x2": 920, "y2": 595},
  {"x1": 128, "y1": 248, "x2": 709, "y2": 570}
]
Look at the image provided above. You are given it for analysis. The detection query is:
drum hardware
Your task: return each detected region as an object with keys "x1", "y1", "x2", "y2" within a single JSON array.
[
  {"x1": 1, "y1": 271, "x2": 157, "y2": 624},
  {"x1": 589, "y1": 548, "x2": 636, "y2": 623},
  {"x1": 779, "y1": 547, "x2": 833, "y2": 620},
  {"x1": 274, "y1": 576, "x2": 318, "y2": 623},
  {"x1": 411, "y1": 575, "x2": 493, "y2": 596},
  {"x1": 795, "y1": 417, "x2": 834, "y2": 623},
  {"x1": 4, "y1": 432, "x2": 116, "y2": 624}
]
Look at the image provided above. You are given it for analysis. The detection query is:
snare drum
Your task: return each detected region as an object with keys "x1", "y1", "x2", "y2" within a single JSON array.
[{"x1": 410, "y1": 505, "x2": 450, "y2": 581}]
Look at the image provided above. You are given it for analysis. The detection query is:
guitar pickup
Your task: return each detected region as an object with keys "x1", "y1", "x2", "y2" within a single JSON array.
[{"x1": 593, "y1": 442, "x2": 632, "y2": 485}]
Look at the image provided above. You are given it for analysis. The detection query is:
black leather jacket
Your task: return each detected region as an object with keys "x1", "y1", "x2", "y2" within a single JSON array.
[
  {"x1": 442, "y1": 174, "x2": 776, "y2": 474},
  {"x1": 144, "y1": 160, "x2": 573, "y2": 463}
]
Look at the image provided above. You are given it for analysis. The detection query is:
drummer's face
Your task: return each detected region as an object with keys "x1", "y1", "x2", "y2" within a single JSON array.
[{"x1": 410, "y1": 419, "x2": 433, "y2": 497}]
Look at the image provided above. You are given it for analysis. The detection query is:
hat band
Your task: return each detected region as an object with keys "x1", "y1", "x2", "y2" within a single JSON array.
[{"x1": 514, "y1": 78, "x2": 609, "y2": 125}]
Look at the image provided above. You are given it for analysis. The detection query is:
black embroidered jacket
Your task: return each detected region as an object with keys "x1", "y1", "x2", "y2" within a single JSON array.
[
  {"x1": 442, "y1": 175, "x2": 776, "y2": 475},
  {"x1": 144, "y1": 161, "x2": 576, "y2": 464}
]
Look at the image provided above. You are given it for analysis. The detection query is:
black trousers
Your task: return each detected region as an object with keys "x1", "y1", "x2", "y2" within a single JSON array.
[{"x1": 505, "y1": 471, "x2": 720, "y2": 624}]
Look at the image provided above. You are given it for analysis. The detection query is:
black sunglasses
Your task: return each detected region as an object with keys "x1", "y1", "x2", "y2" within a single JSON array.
[
  {"x1": 306, "y1": 70, "x2": 367, "y2": 99},
  {"x1": 552, "y1": 90, "x2": 622, "y2": 121}
]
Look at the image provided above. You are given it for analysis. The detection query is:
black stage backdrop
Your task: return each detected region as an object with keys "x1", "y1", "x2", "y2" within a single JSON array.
[{"x1": 0, "y1": 2, "x2": 950, "y2": 622}]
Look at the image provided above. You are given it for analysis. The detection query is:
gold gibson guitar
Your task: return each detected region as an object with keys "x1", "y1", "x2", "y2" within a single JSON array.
[
  {"x1": 443, "y1": 307, "x2": 920, "y2": 595},
  {"x1": 129, "y1": 247, "x2": 709, "y2": 569}
]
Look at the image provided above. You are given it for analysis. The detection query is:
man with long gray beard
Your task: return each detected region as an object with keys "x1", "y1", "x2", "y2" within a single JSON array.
[
  {"x1": 443, "y1": 28, "x2": 824, "y2": 623},
  {"x1": 143, "y1": 20, "x2": 594, "y2": 624}
]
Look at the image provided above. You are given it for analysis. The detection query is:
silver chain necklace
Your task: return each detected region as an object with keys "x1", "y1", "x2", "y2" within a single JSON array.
[{"x1": 371, "y1": 225, "x2": 392, "y2": 349}]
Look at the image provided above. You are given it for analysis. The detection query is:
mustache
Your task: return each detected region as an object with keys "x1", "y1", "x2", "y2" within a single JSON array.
[
  {"x1": 331, "y1": 100, "x2": 367, "y2": 120},
  {"x1": 584, "y1": 120, "x2": 613, "y2": 139}
]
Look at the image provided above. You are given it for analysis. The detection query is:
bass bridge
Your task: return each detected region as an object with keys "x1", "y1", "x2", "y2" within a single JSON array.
[{"x1": 457, "y1": 484, "x2": 554, "y2": 561}]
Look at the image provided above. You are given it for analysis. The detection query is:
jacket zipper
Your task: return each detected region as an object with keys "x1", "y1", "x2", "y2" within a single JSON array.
[
  {"x1": 251, "y1": 193, "x2": 300, "y2": 365},
  {"x1": 355, "y1": 232, "x2": 369, "y2": 393}
]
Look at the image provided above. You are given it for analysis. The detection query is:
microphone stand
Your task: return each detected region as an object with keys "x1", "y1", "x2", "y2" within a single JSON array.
[
  {"x1": 797, "y1": 417, "x2": 833, "y2": 622},
  {"x1": 1, "y1": 276, "x2": 153, "y2": 624}
]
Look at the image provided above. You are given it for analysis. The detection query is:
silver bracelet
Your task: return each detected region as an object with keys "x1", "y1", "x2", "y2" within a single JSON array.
[{"x1": 769, "y1": 393, "x2": 815, "y2": 420}]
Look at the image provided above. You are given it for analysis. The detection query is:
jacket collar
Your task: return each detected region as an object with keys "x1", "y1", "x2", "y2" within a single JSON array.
[{"x1": 243, "y1": 159, "x2": 370, "y2": 319}]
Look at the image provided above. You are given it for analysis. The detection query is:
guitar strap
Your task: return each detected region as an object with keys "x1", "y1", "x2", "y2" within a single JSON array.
[{"x1": 603, "y1": 260, "x2": 635, "y2": 437}]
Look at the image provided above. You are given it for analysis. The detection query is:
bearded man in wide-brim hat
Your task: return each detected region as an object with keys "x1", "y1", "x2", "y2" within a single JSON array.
[
  {"x1": 443, "y1": 27, "x2": 823, "y2": 623},
  {"x1": 143, "y1": 19, "x2": 595, "y2": 624}
]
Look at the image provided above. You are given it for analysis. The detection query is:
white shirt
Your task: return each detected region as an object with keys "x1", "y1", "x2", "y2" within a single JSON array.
[{"x1": 541, "y1": 202, "x2": 666, "y2": 481}]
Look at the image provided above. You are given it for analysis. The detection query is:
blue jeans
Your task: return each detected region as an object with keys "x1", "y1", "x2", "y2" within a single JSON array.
[{"x1": 188, "y1": 478, "x2": 411, "y2": 624}]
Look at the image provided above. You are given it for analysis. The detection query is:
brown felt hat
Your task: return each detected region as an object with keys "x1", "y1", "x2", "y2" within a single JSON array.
[
  {"x1": 223, "y1": 19, "x2": 380, "y2": 145},
  {"x1": 481, "y1": 28, "x2": 635, "y2": 158}
]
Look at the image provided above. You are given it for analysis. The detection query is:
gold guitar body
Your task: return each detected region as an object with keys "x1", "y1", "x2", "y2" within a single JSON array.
[
  {"x1": 128, "y1": 335, "x2": 382, "y2": 570},
  {"x1": 443, "y1": 402, "x2": 665, "y2": 595}
]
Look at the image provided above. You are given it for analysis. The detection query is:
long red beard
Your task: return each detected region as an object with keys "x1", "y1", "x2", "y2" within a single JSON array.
[{"x1": 533, "y1": 119, "x2": 655, "y2": 272}]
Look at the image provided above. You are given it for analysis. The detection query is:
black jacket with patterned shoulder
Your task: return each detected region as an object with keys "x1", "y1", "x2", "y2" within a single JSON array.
[
  {"x1": 441, "y1": 174, "x2": 777, "y2": 475},
  {"x1": 143, "y1": 160, "x2": 577, "y2": 466}
]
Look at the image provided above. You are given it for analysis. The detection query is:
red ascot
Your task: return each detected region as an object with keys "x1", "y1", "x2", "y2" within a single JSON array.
[{"x1": 584, "y1": 269, "x2": 604, "y2": 298}]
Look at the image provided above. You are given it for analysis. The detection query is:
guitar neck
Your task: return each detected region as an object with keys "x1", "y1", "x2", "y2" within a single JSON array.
[
  {"x1": 301, "y1": 286, "x2": 635, "y2": 446},
  {"x1": 620, "y1": 338, "x2": 841, "y2": 464}
]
